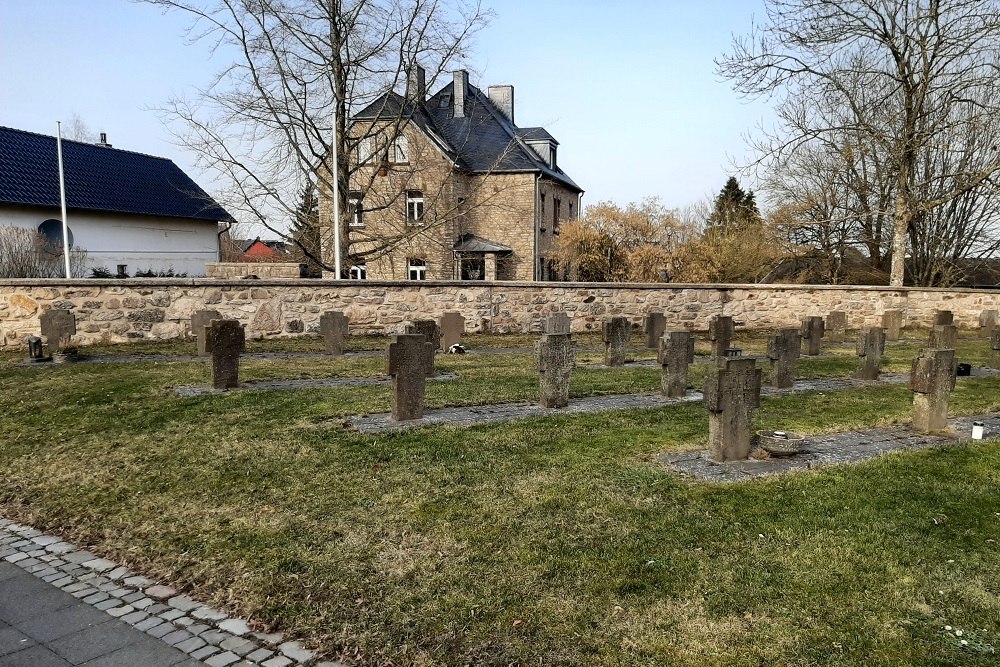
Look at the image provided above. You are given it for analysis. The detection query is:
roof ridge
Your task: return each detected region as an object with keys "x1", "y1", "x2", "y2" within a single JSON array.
[{"x1": 0, "y1": 125, "x2": 177, "y2": 163}]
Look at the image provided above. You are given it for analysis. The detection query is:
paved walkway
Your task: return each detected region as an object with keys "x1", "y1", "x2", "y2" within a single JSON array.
[
  {"x1": 1, "y1": 561, "x2": 200, "y2": 667},
  {"x1": 0, "y1": 520, "x2": 342, "y2": 667}
]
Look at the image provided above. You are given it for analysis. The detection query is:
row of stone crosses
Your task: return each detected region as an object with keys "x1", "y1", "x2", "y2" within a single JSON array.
[{"x1": 28, "y1": 307, "x2": 998, "y2": 464}]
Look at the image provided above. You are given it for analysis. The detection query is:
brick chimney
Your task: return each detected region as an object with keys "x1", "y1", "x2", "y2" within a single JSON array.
[
  {"x1": 453, "y1": 70, "x2": 468, "y2": 118},
  {"x1": 488, "y1": 85, "x2": 514, "y2": 124},
  {"x1": 406, "y1": 64, "x2": 426, "y2": 102}
]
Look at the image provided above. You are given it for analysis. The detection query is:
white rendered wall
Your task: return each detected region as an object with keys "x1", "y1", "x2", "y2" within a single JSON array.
[{"x1": 0, "y1": 205, "x2": 220, "y2": 276}]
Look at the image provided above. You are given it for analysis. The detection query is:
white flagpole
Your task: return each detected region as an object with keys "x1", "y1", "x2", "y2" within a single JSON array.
[
  {"x1": 56, "y1": 121, "x2": 71, "y2": 279},
  {"x1": 331, "y1": 100, "x2": 342, "y2": 280}
]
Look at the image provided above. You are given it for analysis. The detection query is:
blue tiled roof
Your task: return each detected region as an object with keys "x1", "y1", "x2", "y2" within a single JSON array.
[
  {"x1": 353, "y1": 82, "x2": 582, "y2": 193},
  {"x1": 0, "y1": 126, "x2": 233, "y2": 222}
]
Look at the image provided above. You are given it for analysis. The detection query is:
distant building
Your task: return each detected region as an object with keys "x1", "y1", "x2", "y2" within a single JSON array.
[
  {"x1": 236, "y1": 237, "x2": 290, "y2": 262},
  {"x1": 0, "y1": 126, "x2": 232, "y2": 276},
  {"x1": 323, "y1": 67, "x2": 583, "y2": 281}
]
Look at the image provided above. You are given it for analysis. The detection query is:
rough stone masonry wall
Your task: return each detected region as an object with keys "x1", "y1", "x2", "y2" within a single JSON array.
[{"x1": 1, "y1": 279, "x2": 999, "y2": 349}]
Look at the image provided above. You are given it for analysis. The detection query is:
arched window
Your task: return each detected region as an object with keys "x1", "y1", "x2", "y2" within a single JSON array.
[{"x1": 38, "y1": 219, "x2": 73, "y2": 248}]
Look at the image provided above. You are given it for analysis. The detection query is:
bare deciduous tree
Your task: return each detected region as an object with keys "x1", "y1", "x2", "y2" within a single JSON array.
[
  {"x1": 719, "y1": 0, "x2": 1000, "y2": 286},
  {"x1": 143, "y1": 0, "x2": 489, "y2": 274}
]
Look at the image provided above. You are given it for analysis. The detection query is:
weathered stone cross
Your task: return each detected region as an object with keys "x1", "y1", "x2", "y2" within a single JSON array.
[
  {"x1": 40, "y1": 309, "x2": 76, "y2": 354},
  {"x1": 911, "y1": 348, "x2": 956, "y2": 433},
  {"x1": 320, "y1": 311, "x2": 349, "y2": 355},
  {"x1": 536, "y1": 333, "x2": 576, "y2": 408},
  {"x1": 643, "y1": 312, "x2": 666, "y2": 349},
  {"x1": 658, "y1": 330, "x2": 694, "y2": 398},
  {"x1": 704, "y1": 357, "x2": 762, "y2": 462},
  {"x1": 191, "y1": 309, "x2": 222, "y2": 356},
  {"x1": 602, "y1": 316, "x2": 629, "y2": 367},
  {"x1": 209, "y1": 319, "x2": 245, "y2": 390},
  {"x1": 387, "y1": 333, "x2": 434, "y2": 421},
  {"x1": 882, "y1": 309, "x2": 903, "y2": 341},
  {"x1": 439, "y1": 311, "x2": 465, "y2": 349},
  {"x1": 708, "y1": 315, "x2": 734, "y2": 358},
  {"x1": 405, "y1": 320, "x2": 440, "y2": 374},
  {"x1": 855, "y1": 326, "x2": 886, "y2": 381},
  {"x1": 766, "y1": 328, "x2": 800, "y2": 388},
  {"x1": 825, "y1": 310, "x2": 847, "y2": 343},
  {"x1": 800, "y1": 316, "x2": 825, "y2": 356}
]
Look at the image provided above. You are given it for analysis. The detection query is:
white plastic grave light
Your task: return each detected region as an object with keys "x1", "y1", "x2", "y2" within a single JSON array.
[
  {"x1": 972, "y1": 421, "x2": 985, "y2": 440},
  {"x1": 774, "y1": 431, "x2": 788, "y2": 439}
]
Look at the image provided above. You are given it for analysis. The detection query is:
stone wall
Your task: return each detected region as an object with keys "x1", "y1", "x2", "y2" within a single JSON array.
[
  {"x1": 1, "y1": 279, "x2": 998, "y2": 349},
  {"x1": 205, "y1": 263, "x2": 305, "y2": 279}
]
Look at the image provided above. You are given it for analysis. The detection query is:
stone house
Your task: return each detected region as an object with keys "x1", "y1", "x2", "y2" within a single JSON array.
[
  {"x1": 323, "y1": 67, "x2": 583, "y2": 281},
  {"x1": 0, "y1": 126, "x2": 232, "y2": 276}
]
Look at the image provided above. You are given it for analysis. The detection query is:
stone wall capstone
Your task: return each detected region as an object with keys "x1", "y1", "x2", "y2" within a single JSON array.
[{"x1": 1, "y1": 279, "x2": 998, "y2": 349}]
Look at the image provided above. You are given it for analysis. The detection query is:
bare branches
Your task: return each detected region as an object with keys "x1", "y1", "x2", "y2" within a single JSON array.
[{"x1": 722, "y1": 0, "x2": 1000, "y2": 286}]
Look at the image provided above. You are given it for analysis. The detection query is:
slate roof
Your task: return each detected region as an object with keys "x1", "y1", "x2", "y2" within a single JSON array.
[
  {"x1": 453, "y1": 233, "x2": 512, "y2": 253},
  {"x1": 0, "y1": 126, "x2": 233, "y2": 222},
  {"x1": 353, "y1": 82, "x2": 581, "y2": 192}
]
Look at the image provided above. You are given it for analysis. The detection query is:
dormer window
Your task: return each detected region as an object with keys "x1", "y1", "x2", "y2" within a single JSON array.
[{"x1": 439, "y1": 94, "x2": 451, "y2": 109}]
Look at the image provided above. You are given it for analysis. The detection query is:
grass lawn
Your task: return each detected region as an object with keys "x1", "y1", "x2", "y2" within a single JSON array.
[{"x1": 1, "y1": 331, "x2": 998, "y2": 665}]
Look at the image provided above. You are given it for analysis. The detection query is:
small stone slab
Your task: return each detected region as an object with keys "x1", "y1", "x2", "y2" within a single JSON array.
[
  {"x1": 536, "y1": 333, "x2": 576, "y2": 408},
  {"x1": 882, "y1": 310, "x2": 903, "y2": 341},
  {"x1": 545, "y1": 312, "x2": 571, "y2": 334},
  {"x1": 933, "y1": 309, "x2": 954, "y2": 326},
  {"x1": 320, "y1": 311, "x2": 349, "y2": 355},
  {"x1": 602, "y1": 316, "x2": 630, "y2": 367},
  {"x1": 440, "y1": 312, "x2": 465, "y2": 349},
  {"x1": 991, "y1": 330, "x2": 1000, "y2": 369},
  {"x1": 387, "y1": 334, "x2": 434, "y2": 421},
  {"x1": 826, "y1": 311, "x2": 847, "y2": 343},
  {"x1": 40, "y1": 309, "x2": 76, "y2": 352},
  {"x1": 192, "y1": 310, "x2": 222, "y2": 356},
  {"x1": 980, "y1": 309, "x2": 998, "y2": 338},
  {"x1": 928, "y1": 323, "x2": 957, "y2": 350},
  {"x1": 26, "y1": 335, "x2": 49, "y2": 362},
  {"x1": 708, "y1": 315, "x2": 735, "y2": 358},
  {"x1": 210, "y1": 320, "x2": 245, "y2": 390},
  {"x1": 643, "y1": 312, "x2": 666, "y2": 349}
]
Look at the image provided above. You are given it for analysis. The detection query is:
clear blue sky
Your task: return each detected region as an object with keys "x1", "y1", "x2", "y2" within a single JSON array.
[{"x1": 0, "y1": 0, "x2": 773, "y2": 230}]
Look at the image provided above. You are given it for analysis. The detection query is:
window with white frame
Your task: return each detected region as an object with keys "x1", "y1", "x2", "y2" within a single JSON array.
[
  {"x1": 407, "y1": 258, "x2": 427, "y2": 281},
  {"x1": 357, "y1": 136, "x2": 374, "y2": 164},
  {"x1": 348, "y1": 191, "x2": 363, "y2": 227},
  {"x1": 349, "y1": 264, "x2": 367, "y2": 280},
  {"x1": 406, "y1": 190, "x2": 424, "y2": 224},
  {"x1": 392, "y1": 135, "x2": 409, "y2": 164}
]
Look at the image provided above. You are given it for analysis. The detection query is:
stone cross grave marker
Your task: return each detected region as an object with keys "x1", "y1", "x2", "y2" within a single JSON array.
[
  {"x1": 980, "y1": 309, "x2": 998, "y2": 339},
  {"x1": 855, "y1": 327, "x2": 886, "y2": 381},
  {"x1": 545, "y1": 312, "x2": 571, "y2": 334},
  {"x1": 882, "y1": 310, "x2": 903, "y2": 341},
  {"x1": 911, "y1": 348, "x2": 956, "y2": 433},
  {"x1": 209, "y1": 319, "x2": 245, "y2": 390},
  {"x1": 933, "y1": 310, "x2": 954, "y2": 326},
  {"x1": 643, "y1": 312, "x2": 666, "y2": 349},
  {"x1": 708, "y1": 315, "x2": 735, "y2": 358},
  {"x1": 191, "y1": 309, "x2": 222, "y2": 356},
  {"x1": 826, "y1": 310, "x2": 847, "y2": 343},
  {"x1": 766, "y1": 328, "x2": 800, "y2": 389},
  {"x1": 800, "y1": 316, "x2": 825, "y2": 356},
  {"x1": 536, "y1": 333, "x2": 576, "y2": 408},
  {"x1": 40, "y1": 309, "x2": 76, "y2": 353},
  {"x1": 440, "y1": 312, "x2": 465, "y2": 349},
  {"x1": 704, "y1": 358, "x2": 762, "y2": 462},
  {"x1": 992, "y1": 330, "x2": 1000, "y2": 369},
  {"x1": 320, "y1": 311, "x2": 349, "y2": 355},
  {"x1": 658, "y1": 330, "x2": 694, "y2": 398},
  {"x1": 386, "y1": 333, "x2": 434, "y2": 421},
  {"x1": 603, "y1": 316, "x2": 630, "y2": 367},
  {"x1": 928, "y1": 324, "x2": 957, "y2": 351},
  {"x1": 26, "y1": 336, "x2": 48, "y2": 362},
  {"x1": 405, "y1": 320, "x2": 440, "y2": 374}
]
